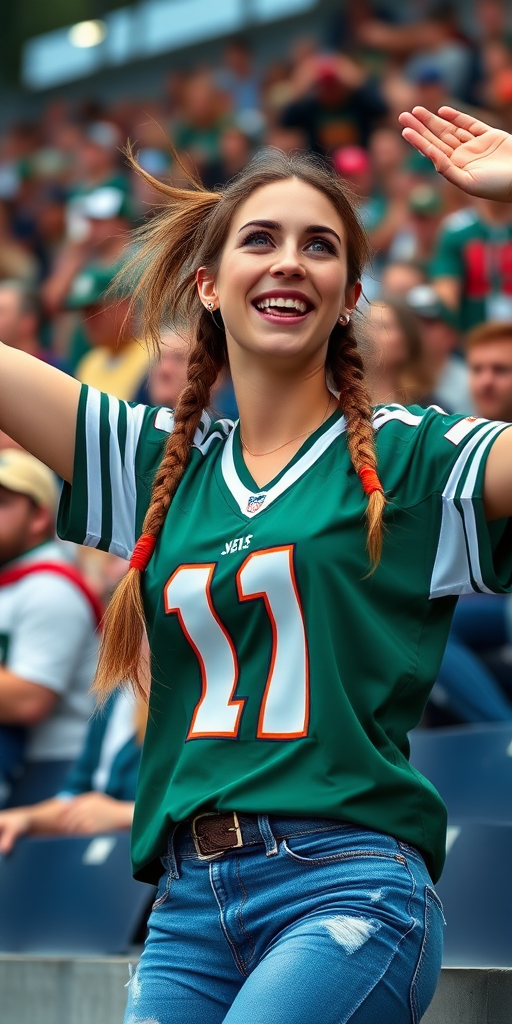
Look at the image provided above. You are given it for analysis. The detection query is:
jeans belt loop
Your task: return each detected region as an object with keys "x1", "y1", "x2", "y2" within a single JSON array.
[{"x1": 191, "y1": 811, "x2": 244, "y2": 860}]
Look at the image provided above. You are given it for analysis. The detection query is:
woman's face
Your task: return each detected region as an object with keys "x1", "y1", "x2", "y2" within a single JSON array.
[
  {"x1": 198, "y1": 178, "x2": 360, "y2": 376},
  {"x1": 369, "y1": 302, "x2": 408, "y2": 371}
]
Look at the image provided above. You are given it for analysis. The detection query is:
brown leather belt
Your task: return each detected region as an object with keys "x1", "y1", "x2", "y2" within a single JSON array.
[{"x1": 191, "y1": 811, "x2": 243, "y2": 860}]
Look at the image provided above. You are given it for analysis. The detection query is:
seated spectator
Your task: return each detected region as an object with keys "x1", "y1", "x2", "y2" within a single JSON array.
[
  {"x1": 0, "y1": 450, "x2": 99, "y2": 800},
  {"x1": 215, "y1": 38, "x2": 262, "y2": 136},
  {"x1": 145, "y1": 328, "x2": 189, "y2": 408},
  {"x1": 65, "y1": 120, "x2": 129, "y2": 244},
  {"x1": 202, "y1": 127, "x2": 255, "y2": 190},
  {"x1": 466, "y1": 320, "x2": 512, "y2": 422},
  {"x1": 405, "y1": 284, "x2": 474, "y2": 414},
  {"x1": 68, "y1": 263, "x2": 151, "y2": 402},
  {"x1": 280, "y1": 53, "x2": 387, "y2": 154},
  {"x1": 432, "y1": 590, "x2": 512, "y2": 725},
  {"x1": 388, "y1": 184, "x2": 445, "y2": 273},
  {"x1": 380, "y1": 260, "x2": 427, "y2": 298},
  {"x1": 0, "y1": 200, "x2": 39, "y2": 284},
  {"x1": 431, "y1": 197, "x2": 512, "y2": 332},
  {"x1": 173, "y1": 71, "x2": 232, "y2": 184},
  {"x1": 367, "y1": 296, "x2": 431, "y2": 406},
  {"x1": 42, "y1": 183, "x2": 133, "y2": 320},
  {"x1": 0, "y1": 280, "x2": 52, "y2": 363},
  {"x1": 0, "y1": 688, "x2": 146, "y2": 853}
]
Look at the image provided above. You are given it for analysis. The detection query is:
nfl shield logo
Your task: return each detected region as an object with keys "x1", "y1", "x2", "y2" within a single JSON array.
[{"x1": 247, "y1": 493, "x2": 266, "y2": 513}]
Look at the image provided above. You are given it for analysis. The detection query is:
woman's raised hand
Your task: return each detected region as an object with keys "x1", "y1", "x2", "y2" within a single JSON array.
[{"x1": 398, "y1": 105, "x2": 512, "y2": 203}]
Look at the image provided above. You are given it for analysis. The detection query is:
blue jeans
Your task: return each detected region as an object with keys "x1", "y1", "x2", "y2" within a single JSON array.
[{"x1": 125, "y1": 816, "x2": 444, "y2": 1024}]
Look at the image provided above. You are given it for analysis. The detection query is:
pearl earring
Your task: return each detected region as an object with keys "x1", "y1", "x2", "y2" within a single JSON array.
[
  {"x1": 338, "y1": 313, "x2": 350, "y2": 326},
  {"x1": 207, "y1": 302, "x2": 215, "y2": 311}
]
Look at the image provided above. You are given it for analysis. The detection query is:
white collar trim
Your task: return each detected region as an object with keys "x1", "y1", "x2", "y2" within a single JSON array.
[{"x1": 221, "y1": 415, "x2": 347, "y2": 518}]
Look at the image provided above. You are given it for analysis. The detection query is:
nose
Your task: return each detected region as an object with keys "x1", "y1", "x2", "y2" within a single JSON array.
[{"x1": 269, "y1": 240, "x2": 306, "y2": 279}]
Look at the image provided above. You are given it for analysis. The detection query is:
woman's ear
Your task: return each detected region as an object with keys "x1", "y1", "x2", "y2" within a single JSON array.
[
  {"x1": 345, "y1": 281, "x2": 362, "y2": 312},
  {"x1": 196, "y1": 267, "x2": 218, "y2": 309}
]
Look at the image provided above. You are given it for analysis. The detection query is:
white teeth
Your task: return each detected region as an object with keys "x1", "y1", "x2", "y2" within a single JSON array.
[{"x1": 255, "y1": 296, "x2": 308, "y2": 313}]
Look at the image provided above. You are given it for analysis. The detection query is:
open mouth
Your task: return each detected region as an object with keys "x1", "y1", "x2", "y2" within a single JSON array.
[{"x1": 252, "y1": 294, "x2": 314, "y2": 322}]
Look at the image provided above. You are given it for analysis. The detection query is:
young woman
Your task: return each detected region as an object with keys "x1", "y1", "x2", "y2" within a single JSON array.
[{"x1": 1, "y1": 107, "x2": 512, "y2": 1024}]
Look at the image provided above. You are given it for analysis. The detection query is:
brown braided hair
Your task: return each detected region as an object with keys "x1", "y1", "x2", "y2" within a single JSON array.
[{"x1": 94, "y1": 148, "x2": 384, "y2": 700}]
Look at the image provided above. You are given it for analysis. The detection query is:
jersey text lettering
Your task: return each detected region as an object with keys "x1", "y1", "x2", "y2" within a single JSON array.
[{"x1": 221, "y1": 535, "x2": 253, "y2": 556}]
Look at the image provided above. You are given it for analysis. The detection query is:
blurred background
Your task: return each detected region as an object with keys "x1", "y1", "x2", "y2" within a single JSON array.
[{"x1": 1, "y1": 2, "x2": 512, "y2": 1011}]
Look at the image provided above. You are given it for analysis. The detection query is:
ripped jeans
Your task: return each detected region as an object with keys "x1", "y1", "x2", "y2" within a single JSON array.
[{"x1": 125, "y1": 816, "x2": 444, "y2": 1024}]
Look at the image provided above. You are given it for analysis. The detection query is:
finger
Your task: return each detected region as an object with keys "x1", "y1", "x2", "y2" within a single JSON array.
[
  {"x1": 399, "y1": 112, "x2": 454, "y2": 157},
  {"x1": 399, "y1": 112, "x2": 468, "y2": 151},
  {"x1": 0, "y1": 829, "x2": 16, "y2": 854},
  {"x1": 400, "y1": 128, "x2": 471, "y2": 189},
  {"x1": 437, "y1": 106, "x2": 491, "y2": 137},
  {"x1": 401, "y1": 126, "x2": 453, "y2": 167},
  {"x1": 409, "y1": 107, "x2": 472, "y2": 149}
]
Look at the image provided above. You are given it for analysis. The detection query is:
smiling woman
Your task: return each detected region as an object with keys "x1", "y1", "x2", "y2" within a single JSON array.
[{"x1": 4, "y1": 124, "x2": 512, "y2": 1023}]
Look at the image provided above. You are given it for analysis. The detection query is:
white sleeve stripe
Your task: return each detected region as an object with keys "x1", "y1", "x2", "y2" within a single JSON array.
[
  {"x1": 442, "y1": 421, "x2": 499, "y2": 500},
  {"x1": 108, "y1": 396, "x2": 132, "y2": 559},
  {"x1": 430, "y1": 498, "x2": 473, "y2": 598},
  {"x1": 430, "y1": 421, "x2": 510, "y2": 598},
  {"x1": 84, "y1": 387, "x2": 102, "y2": 548},
  {"x1": 460, "y1": 423, "x2": 511, "y2": 595},
  {"x1": 372, "y1": 406, "x2": 424, "y2": 430},
  {"x1": 113, "y1": 400, "x2": 146, "y2": 558}
]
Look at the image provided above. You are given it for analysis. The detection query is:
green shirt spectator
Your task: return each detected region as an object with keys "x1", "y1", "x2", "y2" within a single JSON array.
[{"x1": 432, "y1": 201, "x2": 512, "y2": 331}]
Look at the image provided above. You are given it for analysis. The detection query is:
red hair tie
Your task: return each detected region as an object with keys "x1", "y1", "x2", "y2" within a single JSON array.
[
  {"x1": 358, "y1": 465, "x2": 384, "y2": 496},
  {"x1": 129, "y1": 534, "x2": 156, "y2": 572}
]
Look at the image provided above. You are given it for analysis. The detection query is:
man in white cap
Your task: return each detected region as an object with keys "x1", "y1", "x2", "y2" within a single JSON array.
[{"x1": 0, "y1": 450, "x2": 100, "y2": 801}]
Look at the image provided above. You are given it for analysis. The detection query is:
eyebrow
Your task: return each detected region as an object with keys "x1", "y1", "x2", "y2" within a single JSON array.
[{"x1": 238, "y1": 220, "x2": 342, "y2": 244}]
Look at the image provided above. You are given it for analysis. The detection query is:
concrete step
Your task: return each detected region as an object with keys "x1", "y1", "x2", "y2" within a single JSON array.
[{"x1": 0, "y1": 957, "x2": 511, "y2": 1023}]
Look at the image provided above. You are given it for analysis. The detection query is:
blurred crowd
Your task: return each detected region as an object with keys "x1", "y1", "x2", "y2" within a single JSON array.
[{"x1": 1, "y1": 0, "x2": 512, "y2": 837}]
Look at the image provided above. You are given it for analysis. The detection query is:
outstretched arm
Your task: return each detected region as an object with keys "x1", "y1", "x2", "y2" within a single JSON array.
[
  {"x1": 0, "y1": 342, "x2": 80, "y2": 482},
  {"x1": 398, "y1": 106, "x2": 512, "y2": 203},
  {"x1": 399, "y1": 106, "x2": 512, "y2": 518}
]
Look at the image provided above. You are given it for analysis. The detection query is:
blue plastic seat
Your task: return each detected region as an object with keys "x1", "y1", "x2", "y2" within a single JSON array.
[
  {"x1": 0, "y1": 831, "x2": 155, "y2": 954},
  {"x1": 3, "y1": 759, "x2": 74, "y2": 809},
  {"x1": 436, "y1": 822, "x2": 512, "y2": 967},
  {"x1": 409, "y1": 723, "x2": 512, "y2": 822}
]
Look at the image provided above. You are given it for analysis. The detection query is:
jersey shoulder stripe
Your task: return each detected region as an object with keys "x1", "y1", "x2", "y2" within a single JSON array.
[{"x1": 58, "y1": 385, "x2": 234, "y2": 560}]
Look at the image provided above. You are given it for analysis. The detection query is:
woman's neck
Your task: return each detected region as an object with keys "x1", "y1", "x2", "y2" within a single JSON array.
[{"x1": 232, "y1": 357, "x2": 336, "y2": 488}]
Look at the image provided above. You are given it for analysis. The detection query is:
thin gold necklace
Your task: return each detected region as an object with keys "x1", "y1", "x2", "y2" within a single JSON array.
[{"x1": 240, "y1": 393, "x2": 334, "y2": 458}]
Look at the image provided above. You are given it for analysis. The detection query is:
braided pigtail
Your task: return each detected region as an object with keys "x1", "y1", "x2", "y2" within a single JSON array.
[
  {"x1": 94, "y1": 316, "x2": 226, "y2": 701},
  {"x1": 328, "y1": 321, "x2": 385, "y2": 568}
]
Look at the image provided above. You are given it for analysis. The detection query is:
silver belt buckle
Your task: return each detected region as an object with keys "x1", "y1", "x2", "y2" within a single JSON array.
[{"x1": 191, "y1": 811, "x2": 243, "y2": 861}]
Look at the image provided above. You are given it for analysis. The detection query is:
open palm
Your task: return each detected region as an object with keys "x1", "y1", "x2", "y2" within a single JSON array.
[{"x1": 398, "y1": 106, "x2": 512, "y2": 203}]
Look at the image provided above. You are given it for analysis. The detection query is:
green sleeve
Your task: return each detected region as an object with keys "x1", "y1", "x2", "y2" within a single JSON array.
[
  {"x1": 57, "y1": 384, "x2": 157, "y2": 559},
  {"x1": 376, "y1": 406, "x2": 512, "y2": 597},
  {"x1": 431, "y1": 225, "x2": 463, "y2": 280},
  {"x1": 416, "y1": 410, "x2": 512, "y2": 597}
]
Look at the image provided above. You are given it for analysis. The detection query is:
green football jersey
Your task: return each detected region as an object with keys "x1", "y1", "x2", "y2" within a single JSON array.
[
  {"x1": 58, "y1": 387, "x2": 512, "y2": 883},
  {"x1": 431, "y1": 207, "x2": 512, "y2": 331}
]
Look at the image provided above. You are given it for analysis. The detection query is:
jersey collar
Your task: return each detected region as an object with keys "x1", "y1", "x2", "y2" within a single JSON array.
[{"x1": 220, "y1": 409, "x2": 347, "y2": 519}]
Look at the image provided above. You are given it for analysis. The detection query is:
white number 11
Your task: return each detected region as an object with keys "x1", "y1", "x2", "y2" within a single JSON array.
[{"x1": 164, "y1": 545, "x2": 309, "y2": 740}]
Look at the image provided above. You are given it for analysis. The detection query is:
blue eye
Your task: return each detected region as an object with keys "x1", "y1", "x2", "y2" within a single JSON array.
[
  {"x1": 308, "y1": 238, "x2": 336, "y2": 254},
  {"x1": 242, "y1": 231, "x2": 272, "y2": 246}
]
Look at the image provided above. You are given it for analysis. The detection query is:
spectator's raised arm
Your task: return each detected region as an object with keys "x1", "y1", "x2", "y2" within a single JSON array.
[
  {"x1": 399, "y1": 105, "x2": 512, "y2": 203},
  {"x1": 0, "y1": 342, "x2": 80, "y2": 483}
]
